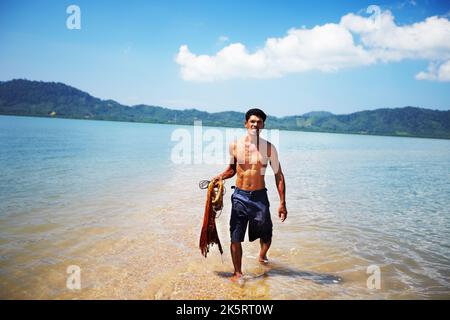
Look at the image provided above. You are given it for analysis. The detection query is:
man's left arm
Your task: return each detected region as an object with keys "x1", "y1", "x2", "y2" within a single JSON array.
[{"x1": 269, "y1": 145, "x2": 287, "y2": 222}]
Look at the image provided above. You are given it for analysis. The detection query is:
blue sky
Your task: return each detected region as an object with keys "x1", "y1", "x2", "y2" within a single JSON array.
[{"x1": 1, "y1": 0, "x2": 449, "y2": 116}]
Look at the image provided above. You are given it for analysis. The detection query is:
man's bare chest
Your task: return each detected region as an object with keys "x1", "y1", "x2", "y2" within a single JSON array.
[{"x1": 235, "y1": 143, "x2": 269, "y2": 165}]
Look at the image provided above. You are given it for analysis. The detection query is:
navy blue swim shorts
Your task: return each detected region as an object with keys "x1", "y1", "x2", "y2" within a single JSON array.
[{"x1": 230, "y1": 187, "x2": 273, "y2": 243}]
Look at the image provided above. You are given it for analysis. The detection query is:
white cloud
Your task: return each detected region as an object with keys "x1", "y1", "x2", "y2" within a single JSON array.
[
  {"x1": 415, "y1": 60, "x2": 450, "y2": 81},
  {"x1": 341, "y1": 11, "x2": 450, "y2": 61},
  {"x1": 176, "y1": 6, "x2": 450, "y2": 82},
  {"x1": 176, "y1": 24, "x2": 375, "y2": 81}
]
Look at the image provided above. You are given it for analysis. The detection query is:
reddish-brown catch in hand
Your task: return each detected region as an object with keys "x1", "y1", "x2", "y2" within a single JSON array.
[{"x1": 199, "y1": 178, "x2": 224, "y2": 257}]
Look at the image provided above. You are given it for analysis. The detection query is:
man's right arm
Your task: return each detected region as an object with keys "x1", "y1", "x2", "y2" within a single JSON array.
[{"x1": 212, "y1": 142, "x2": 237, "y2": 180}]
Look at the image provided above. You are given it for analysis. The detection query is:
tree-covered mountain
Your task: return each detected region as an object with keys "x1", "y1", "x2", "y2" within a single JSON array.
[{"x1": 1, "y1": 79, "x2": 449, "y2": 139}]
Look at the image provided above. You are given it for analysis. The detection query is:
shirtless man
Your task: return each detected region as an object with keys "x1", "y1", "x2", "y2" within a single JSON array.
[{"x1": 212, "y1": 108, "x2": 287, "y2": 282}]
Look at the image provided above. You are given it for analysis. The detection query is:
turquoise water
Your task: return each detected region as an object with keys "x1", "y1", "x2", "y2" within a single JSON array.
[{"x1": 0, "y1": 115, "x2": 449, "y2": 299}]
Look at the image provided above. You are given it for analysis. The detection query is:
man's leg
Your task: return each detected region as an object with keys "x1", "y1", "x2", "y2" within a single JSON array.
[
  {"x1": 259, "y1": 238, "x2": 271, "y2": 263},
  {"x1": 230, "y1": 242, "x2": 243, "y2": 281}
]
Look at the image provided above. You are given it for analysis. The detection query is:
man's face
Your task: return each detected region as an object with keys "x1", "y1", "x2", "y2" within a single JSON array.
[{"x1": 245, "y1": 115, "x2": 264, "y2": 136}]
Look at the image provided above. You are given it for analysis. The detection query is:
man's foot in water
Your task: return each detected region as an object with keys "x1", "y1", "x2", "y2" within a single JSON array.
[
  {"x1": 258, "y1": 255, "x2": 269, "y2": 265},
  {"x1": 230, "y1": 272, "x2": 244, "y2": 284}
]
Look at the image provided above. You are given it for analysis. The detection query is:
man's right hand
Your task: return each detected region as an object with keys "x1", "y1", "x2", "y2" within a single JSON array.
[{"x1": 278, "y1": 204, "x2": 287, "y2": 222}]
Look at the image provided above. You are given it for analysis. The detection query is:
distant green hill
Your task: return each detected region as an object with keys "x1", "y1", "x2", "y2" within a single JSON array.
[{"x1": 1, "y1": 79, "x2": 449, "y2": 139}]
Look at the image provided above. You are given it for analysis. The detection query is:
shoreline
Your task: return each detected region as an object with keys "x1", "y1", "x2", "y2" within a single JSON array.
[{"x1": 1, "y1": 113, "x2": 449, "y2": 141}]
